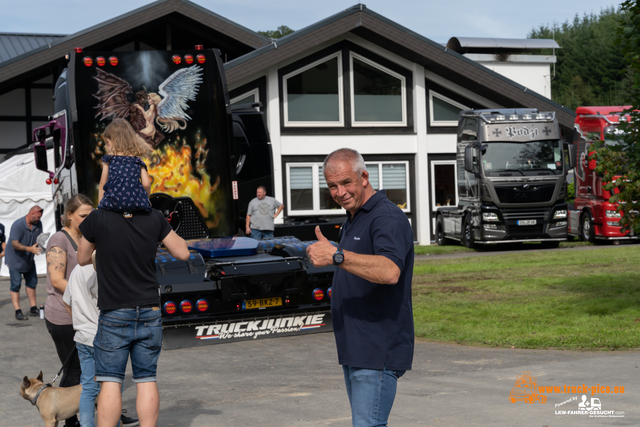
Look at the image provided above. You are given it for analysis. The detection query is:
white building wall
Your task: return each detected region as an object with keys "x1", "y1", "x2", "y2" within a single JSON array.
[
  {"x1": 230, "y1": 40, "x2": 549, "y2": 244},
  {"x1": 464, "y1": 53, "x2": 556, "y2": 99}
]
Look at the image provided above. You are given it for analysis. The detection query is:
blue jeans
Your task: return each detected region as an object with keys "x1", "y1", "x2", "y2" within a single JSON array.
[
  {"x1": 9, "y1": 266, "x2": 37, "y2": 292},
  {"x1": 94, "y1": 308, "x2": 162, "y2": 383},
  {"x1": 342, "y1": 366, "x2": 406, "y2": 427},
  {"x1": 77, "y1": 343, "x2": 124, "y2": 427},
  {"x1": 250, "y1": 229, "x2": 274, "y2": 240}
]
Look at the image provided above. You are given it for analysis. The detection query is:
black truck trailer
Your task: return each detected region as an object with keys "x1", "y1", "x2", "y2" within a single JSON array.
[{"x1": 32, "y1": 47, "x2": 334, "y2": 348}]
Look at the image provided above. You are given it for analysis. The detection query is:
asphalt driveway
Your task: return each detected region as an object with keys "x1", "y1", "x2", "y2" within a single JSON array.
[{"x1": 1, "y1": 262, "x2": 637, "y2": 426}]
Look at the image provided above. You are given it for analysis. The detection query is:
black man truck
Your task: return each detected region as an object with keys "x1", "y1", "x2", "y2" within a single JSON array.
[
  {"x1": 31, "y1": 47, "x2": 334, "y2": 348},
  {"x1": 434, "y1": 109, "x2": 575, "y2": 249}
]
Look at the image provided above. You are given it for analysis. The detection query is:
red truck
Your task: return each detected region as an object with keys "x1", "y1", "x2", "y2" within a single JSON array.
[{"x1": 569, "y1": 106, "x2": 638, "y2": 243}]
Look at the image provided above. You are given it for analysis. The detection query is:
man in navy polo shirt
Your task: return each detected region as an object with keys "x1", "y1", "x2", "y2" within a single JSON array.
[
  {"x1": 307, "y1": 148, "x2": 414, "y2": 426},
  {"x1": 5, "y1": 205, "x2": 43, "y2": 320}
]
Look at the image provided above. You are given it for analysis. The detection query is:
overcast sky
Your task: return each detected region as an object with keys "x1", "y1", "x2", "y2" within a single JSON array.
[{"x1": 2, "y1": 0, "x2": 620, "y2": 44}]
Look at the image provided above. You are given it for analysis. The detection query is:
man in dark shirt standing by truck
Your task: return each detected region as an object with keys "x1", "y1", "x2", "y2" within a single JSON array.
[
  {"x1": 306, "y1": 148, "x2": 414, "y2": 426},
  {"x1": 78, "y1": 208, "x2": 189, "y2": 426}
]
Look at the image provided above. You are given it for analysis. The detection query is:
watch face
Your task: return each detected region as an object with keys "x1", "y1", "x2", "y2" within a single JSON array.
[{"x1": 333, "y1": 251, "x2": 344, "y2": 265}]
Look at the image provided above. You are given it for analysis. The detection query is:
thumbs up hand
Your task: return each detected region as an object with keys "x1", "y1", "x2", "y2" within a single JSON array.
[
  {"x1": 315, "y1": 226, "x2": 329, "y2": 241},
  {"x1": 306, "y1": 226, "x2": 336, "y2": 267}
]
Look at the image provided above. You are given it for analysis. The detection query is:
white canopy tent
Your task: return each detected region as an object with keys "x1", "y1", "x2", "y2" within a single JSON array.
[{"x1": 0, "y1": 149, "x2": 56, "y2": 277}]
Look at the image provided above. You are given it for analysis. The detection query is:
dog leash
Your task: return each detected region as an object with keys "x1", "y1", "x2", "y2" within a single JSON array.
[
  {"x1": 49, "y1": 346, "x2": 78, "y2": 387},
  {"x1": 31, "y1": 345, "x2": 79, "y2": 406}
]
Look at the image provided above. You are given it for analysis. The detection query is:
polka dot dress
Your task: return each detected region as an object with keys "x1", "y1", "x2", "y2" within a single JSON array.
[{"x1": 97, "y1": 155, "x2": 151, "y2": 213}]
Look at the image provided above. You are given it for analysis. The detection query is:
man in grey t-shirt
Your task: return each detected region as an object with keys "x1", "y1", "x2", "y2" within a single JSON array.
[
  {"x1": 6, "y1": 206, "x2": 43, "y2": 320},
  {"x1": 245, "y1": 186, "x2": 283, "y2": 240}
]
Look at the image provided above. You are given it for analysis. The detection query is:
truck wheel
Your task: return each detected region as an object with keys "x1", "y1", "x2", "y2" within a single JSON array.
[
  {"x1": 436, "y1": 216, "x2": 448, "y2": 246},
  {"x1": 581, "y1": 212, "x2": 595, "y2": 243},
  {"x1": 461, "y1": 216, "x2": 475, "y2": 249}
]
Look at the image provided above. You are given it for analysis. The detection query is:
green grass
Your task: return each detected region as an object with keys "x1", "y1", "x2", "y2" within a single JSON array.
[
  {"x1": 412, "y1": 245, "x2": 640, "y2": 350},
  {"x1": 413, "y1": 240, "x2": 591, "y2": 256}
]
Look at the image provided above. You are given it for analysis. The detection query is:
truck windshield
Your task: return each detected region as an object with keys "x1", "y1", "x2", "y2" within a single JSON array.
[{"x1": 480, "y1": 140, "x2": 563, "y2": 176}]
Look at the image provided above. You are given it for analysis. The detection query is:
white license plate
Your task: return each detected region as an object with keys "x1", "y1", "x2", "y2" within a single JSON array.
[{"x1": 517, "y1": 220, "x2": 537, "y2": 226}]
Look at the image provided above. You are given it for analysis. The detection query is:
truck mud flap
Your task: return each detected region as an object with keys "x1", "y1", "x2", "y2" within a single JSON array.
[{"x1": 162, "y1": 309, "x2": 332, "y2": 349}]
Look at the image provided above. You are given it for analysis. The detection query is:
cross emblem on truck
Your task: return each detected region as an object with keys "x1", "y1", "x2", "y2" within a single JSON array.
[
  {"x1": 542, "y1": 126, "x2": 551, "y2": 136},
  {"x1": 492, "y1": 128, "x2": 502, "y2": 137}
]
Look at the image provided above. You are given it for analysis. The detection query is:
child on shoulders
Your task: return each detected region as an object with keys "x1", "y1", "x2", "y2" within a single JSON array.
[{"x1": 97, "y1": 118, "x2": 153, "y2": 216}]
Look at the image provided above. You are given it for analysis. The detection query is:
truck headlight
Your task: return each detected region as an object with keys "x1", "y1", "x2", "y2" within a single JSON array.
[
  {"x1": 553, "y1": 209, "x2": 567, "y2": 219},
  {"x1": 607, "y1": 221, "x2": 619, "y2": 226},
  {"x1": 482, "y1": 212, "x2": 500, "y2": 222},
  {"x1": 605, "y1": 210, "x2": 621, "y2": 218}
]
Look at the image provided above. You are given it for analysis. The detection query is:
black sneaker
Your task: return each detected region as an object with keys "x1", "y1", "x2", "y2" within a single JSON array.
[
  {"x1": 30, "y1": 306, "x2": 40, "y2": 317},
  {"x1": 15, "y1": 310, "x2": 28, "y2": 321},
  {"x1": 121, "y1": 409, "x2": 139, "y2": 426}
]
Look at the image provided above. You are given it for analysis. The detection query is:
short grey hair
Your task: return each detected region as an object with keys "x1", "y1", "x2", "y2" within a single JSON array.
[{"x1": 323, "y1": 148, "x2": 365, "y2": 176}]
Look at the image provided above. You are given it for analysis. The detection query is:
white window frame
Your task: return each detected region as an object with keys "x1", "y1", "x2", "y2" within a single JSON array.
[
  {"x1": 286, "y1": 163, "x2": 345, "y2": 216},
  {"x1": 282, "y1": 53, "x2": 344, "y2": 127},
  {"x1": 286, "y1": 160, "x2": 411, "y2": 215},
  {"x1": 350, "y1": 52, "x2": 406, "y2": 127},
  {"x1": 365, "y1": 161, "x2": 410, "y2": 212},
  {"x1": 430, "y1": 160, "x2": 458, "y2": 211},
  {"x1": 429, "y1": 90, "x2": 469, "y2": 127},
  {"x1": 230, "y1": 88, "x2": 259, "y2": 108}
]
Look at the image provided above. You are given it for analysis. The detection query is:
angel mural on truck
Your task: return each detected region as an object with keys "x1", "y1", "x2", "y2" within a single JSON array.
[
  {"x1": 86, "y1": 61, "x2": 229, "y2": 234},
  {"x1": 93, "y1": 65, "x2": 203, "y2": 147}
]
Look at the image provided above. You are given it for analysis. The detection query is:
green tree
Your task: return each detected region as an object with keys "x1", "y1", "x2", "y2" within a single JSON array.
[
  {"x1": 591, "y1": 0, "x2": 640, "y2": 234},
  {"x1": 258, "y1": 25, "x2": 295, "y2": 39},
  {"x1": 529, "y1": 7, "x2": 629, "y2": 110}
]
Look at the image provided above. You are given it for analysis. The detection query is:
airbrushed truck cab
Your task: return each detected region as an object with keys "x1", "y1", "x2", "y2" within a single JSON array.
[
  {"x1": 569, "y1": 106, "x2": 638, "y2": 243},
  {"x1": 435, "y1": 109, "x2": 575, "y2": 248},
  {"x1": 32, "y1": 47, "x2": 334, "y2": 348}
]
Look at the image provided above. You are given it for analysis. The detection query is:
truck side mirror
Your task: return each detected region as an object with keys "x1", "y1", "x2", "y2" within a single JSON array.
[
  {"x1": 567, "y1": 144, "x2": 576, "y2": 170},
  {"x1": 464, "y1": 145, "x2": 477, "y2": 173},
  {"x1": 33, "y1": 144, "x2": 48, "y2": 172}
]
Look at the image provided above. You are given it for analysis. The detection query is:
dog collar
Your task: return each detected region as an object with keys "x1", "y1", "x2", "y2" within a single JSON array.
[{"x1": 30, "y1": 383, "x2": 52, "y2": 406}]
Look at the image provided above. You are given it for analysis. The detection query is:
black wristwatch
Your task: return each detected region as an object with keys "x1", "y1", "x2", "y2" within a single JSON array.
[{"x1": 333, "y1": 249, "x2": 344, "y2": 266}]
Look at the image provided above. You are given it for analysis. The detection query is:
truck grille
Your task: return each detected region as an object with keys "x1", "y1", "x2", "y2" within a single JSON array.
[
  {"x1": 502, "y1": 208, "x2": 549, "y2": 238},
  {"x1": 494, "y1": 183, "x2": 555, "y2": 204}
]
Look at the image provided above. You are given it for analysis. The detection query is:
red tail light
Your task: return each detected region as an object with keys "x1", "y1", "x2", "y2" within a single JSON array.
[
  {"x1": 236, "y1": 302, "x2": 241, "y2": 311},
  {"x1": 313, "y1": 288, "x2": 324, "y2": 301},
  {"x1": 196, "y1": 299, "x2": 208, "y2": 312},
  {"x1": 83, "y1": 57, "x2": 93, "y2": 67},
  {"x1": 195, "y1": 45, "x2": 204, "y2": 50},
  {"x1": 164, "y1": 301, "x2": 176, "y2": 315},
  {"x1": 180, "y1": 300, "x2": 193, "y2": 313},
  {"x1": 109, "y1": 56, "x2": 118, "y2": 66},
  {"x1": 46, "y1": 178, "x2": 52, "y2": 185},
  {"x1": 185, "y1": 54, "x2": 194, "y2": 64},
  {"x1": 197, "y1": 54, "x2": 206, "y2": 64},
  {"x1": 74, "y1": 47, "x2": 83, "y2": 53},
  {"x1": 172, "y1": 55, "x2": 182, "y2": 65},
  {"x1": 328, "y1": 287, "x2": 332, "y2": 299},
  {"x1": 96, "y1": 57, "x2": 106, "y2": 67}
]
